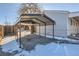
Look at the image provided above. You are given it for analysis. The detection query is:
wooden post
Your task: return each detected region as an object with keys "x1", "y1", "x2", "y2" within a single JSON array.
[
  {"x1": 29, "y1": 25, "x2": 34, "y2": 34},
  {"x1": 19, "y1": 21, "x2": 22, "y2": 48},
  {"x1": 45, "y1": 23, "x2": 46, "y2": 38},
  {"x1": 39, "y1": 24, "x2": 40, "y2": 35},
  {"x1": 53, "y1": 24, "x2": 54, "y2": 38}
]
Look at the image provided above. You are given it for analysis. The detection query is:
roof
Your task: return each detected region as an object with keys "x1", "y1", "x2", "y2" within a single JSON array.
[
  {"x1": 69, "y1": 11, "x2": 79, "y2": 17},
  {"x1": 17, "y1": 14, "x2": 55, "y2": 26},
  {"x1": 44, "y1": 10, "x2": 69, "y2": 14}
]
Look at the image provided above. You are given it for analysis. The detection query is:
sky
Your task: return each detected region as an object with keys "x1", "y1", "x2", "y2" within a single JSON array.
[
  {"x1": 0, "y1": 3, "x2": 20, "y2": 25},
  {"x1": 40, "y1": 3, "x2": 79, "y2": 11},
  {"x1": 0, "y1": 3, "x2": 79, "y2": 25}
]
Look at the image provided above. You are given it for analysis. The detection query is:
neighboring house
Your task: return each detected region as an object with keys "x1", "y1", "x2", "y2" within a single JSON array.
[{"x1": 68, "y1": 12, "x2": 79, "y2": 39}]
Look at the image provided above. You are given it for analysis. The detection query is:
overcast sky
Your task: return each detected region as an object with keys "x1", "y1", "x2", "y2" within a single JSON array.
[{"x1": 0, "y1": 3, "x2": 79, "y2": 24}]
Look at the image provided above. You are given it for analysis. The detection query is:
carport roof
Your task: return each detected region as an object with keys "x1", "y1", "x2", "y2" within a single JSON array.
[{"x1": 17, "y1": 14, "x2": 55, "y2": 26}]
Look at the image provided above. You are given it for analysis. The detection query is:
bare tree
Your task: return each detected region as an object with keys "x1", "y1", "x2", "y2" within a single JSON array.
[{"x1": 18, "y1": 3, "x2": 43, "y2": 15}]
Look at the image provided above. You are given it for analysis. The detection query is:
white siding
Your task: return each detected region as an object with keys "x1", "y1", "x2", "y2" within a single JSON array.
[{"x1": 36, "y1": 10, "x2": 69, "y2": 37}]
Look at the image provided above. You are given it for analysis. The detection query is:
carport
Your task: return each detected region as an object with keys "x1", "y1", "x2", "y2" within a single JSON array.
[{"x1": 16, "y1": 13, "x2": 55, "y2": 48}]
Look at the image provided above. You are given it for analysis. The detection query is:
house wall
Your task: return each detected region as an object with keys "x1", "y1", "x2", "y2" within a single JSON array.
[
  {"x1": 68, "y1": 12, "x2": 79, "y2": 36},
  {"x1": 35, "y1": 10, "x2": 69, "y2": 37},
  {"x1": 68, "y1": 18, "x2": 79, "y2": 36}
]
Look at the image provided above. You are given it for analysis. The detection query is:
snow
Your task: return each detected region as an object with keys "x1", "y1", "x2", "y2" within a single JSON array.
[
  {"x1": 20, "y1": 30, "x2": 31, "y2": 37},
  {"x1": 2, "y1": 40, "x2": 20, "y2": 53},
  {"x1": 15, "y1": 43, "x2": 79, "y2": 56},
  {"x1": 1, "y1": 33, "x2": 79, "y2": 56},
  {"x1": 1, "y1": 36, "x2": 16, "y2": 45},
  {"x1": 40, "y1": 34, "x2": 79, "y2": 43}
]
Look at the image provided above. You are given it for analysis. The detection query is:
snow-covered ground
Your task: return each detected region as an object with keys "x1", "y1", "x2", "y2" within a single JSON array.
[
  {"x1": 20, "y1": 30, "x2": 31, "y2": 37},
  {"x1": 1, "y1": 39, "x2": 79, "y2": 56},
  {"x1": 0, "y1": 31, "x2": 79, "y2": 56},
  {"x1": 40, "y1": 34, "x2": 79, "y2": 43}
]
